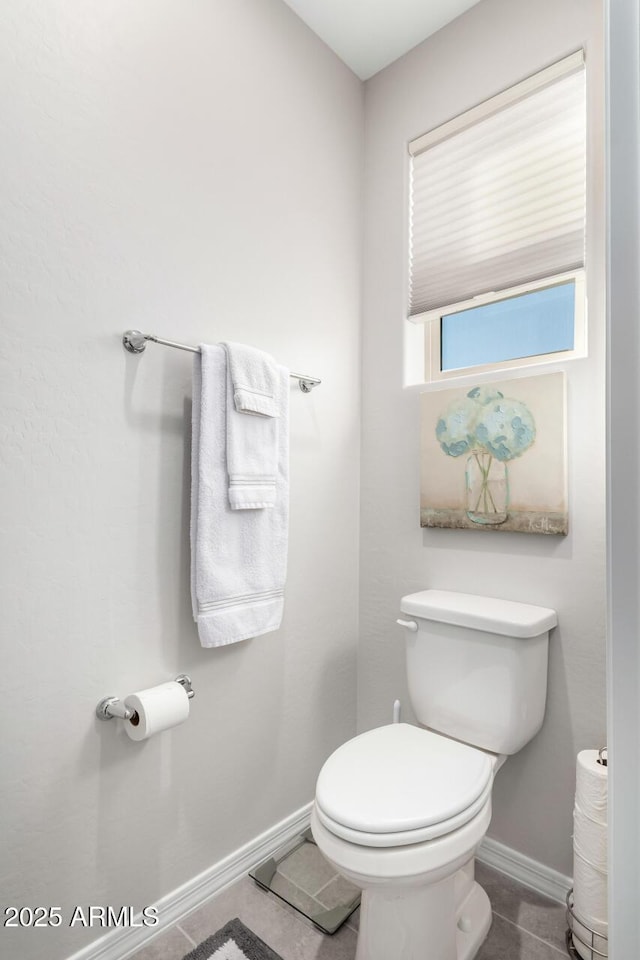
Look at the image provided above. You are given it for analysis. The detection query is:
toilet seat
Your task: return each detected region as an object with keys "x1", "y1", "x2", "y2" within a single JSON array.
[
  {"x1": 315, "y1": 723, "x2": 494, "y2": 848},
  {"x1": 315, "y1": 779, "x2": 492, "y2": 847}
]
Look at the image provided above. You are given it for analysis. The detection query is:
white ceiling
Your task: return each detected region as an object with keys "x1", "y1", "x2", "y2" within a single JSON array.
[{"x1": 281, "y1": 0, "x2": 484, "y2": 80}]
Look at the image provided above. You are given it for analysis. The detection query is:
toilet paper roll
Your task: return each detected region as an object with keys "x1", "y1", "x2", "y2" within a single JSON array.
[
  {"x1": 573, "y1": 803, "x2": 608, "y2": 873},
  {"x1": 572, "y1": 750, "x2": 608, "y2": 959},
  {"x1": 124, "y1": 681, "x2": 189, "y2": 741},
  {"x1": 573, "y1": 850, "x2": 608, "y2": 936},
  {"x1": 575, "y1": 750, "x2": 608, "y2": 824}
]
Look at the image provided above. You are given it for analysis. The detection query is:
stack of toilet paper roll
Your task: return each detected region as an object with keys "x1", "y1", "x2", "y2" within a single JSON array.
[{"x1": 572, "y1": 750, "x2": 608, "y2": 959}]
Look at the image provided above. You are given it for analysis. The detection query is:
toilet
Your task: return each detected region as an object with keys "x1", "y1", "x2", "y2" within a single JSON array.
[{"x1": 311, "y1": 589, "x2": 557, "y2": 960}]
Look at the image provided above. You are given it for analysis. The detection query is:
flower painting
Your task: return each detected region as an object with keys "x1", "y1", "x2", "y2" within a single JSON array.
[{"x1": 421, "y1": 372, "x2": 567, "y2": 535}]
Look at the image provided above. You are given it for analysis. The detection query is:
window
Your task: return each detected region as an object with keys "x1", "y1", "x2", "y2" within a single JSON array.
[
  {"x1": 408, "y1": 51, "x2": 587, "y2": 382},
  {"x1": 430, "y1": 271, "x2": 585, "y2": 379}
]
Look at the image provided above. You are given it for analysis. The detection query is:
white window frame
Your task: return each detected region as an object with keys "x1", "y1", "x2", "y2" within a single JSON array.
[
  {"x1": 422, "y1": 268, "x2": 586, "y2": 383},
  {"x1": 405, "y1": 49, "x2": 588, "y2": 387}
]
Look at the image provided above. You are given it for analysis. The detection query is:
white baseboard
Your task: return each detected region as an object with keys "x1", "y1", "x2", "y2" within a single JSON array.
[
  {"x1": 66, "y1": 801, "x2": 314, "y2": 960},
  {"x1": 478, "y1": 835, "x2": 572, "y2": 905},
  {"x1": 65, "y1": 807, "x2": 570, "y2": 960}
]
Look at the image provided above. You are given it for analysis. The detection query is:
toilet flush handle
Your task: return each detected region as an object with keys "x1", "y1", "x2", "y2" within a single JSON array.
[{"x1": 396, "y1": 618, "x2": 418, "y2": 632}]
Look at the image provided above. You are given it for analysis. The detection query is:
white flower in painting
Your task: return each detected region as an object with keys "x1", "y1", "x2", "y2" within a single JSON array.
[
  {"x1": 435, "y1": 386, "x2": 535, "y2": 461},
  {"x1": 474, "y1": 399, "x2": 536, "y2": 461}
]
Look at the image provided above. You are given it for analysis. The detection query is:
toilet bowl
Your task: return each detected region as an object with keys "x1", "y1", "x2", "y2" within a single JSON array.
[
  {"x1": 311, "y1": 723, "x2": 498, "y2": 960},
  {"x1": 311, "y1": 589, "x2": 557, "y2": 960}
]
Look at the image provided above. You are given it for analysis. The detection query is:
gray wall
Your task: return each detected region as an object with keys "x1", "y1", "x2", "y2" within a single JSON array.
[
  {"x1": 359, "y1": 0, "x2": 606, "y2": 876},
  {"x1": 0, "y1": 3, "x2": 362, "y2": 959}
]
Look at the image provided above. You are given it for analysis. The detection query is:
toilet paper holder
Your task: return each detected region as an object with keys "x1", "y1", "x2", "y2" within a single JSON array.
[
  {"x1": 566, "y1": 889, "x2": 608, "y2": 959},
  {"x1": 96, "y1": 674, "x2": 195, "y2": 721},
  {"x1": 566, "y1": 743, "x2": 609, "y2": 960}
]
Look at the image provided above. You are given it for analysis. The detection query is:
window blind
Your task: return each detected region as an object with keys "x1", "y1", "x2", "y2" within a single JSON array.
[{"x1": 408, "y1": 51, "x2": 586, "y2": 319}]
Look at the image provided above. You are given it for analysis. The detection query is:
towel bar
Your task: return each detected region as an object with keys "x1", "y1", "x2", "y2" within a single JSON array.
[{"x1": 122, "y1": 330, "x2": 321, "y2": 393}]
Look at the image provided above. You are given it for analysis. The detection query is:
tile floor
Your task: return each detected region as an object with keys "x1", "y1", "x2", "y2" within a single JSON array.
[{"x1": 129, "y1": 855, "x2": 570, "y2": 960}]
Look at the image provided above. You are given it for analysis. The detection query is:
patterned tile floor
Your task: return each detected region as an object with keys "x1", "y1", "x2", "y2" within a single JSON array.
[{"x1": 129, "y1": 855, "x2": 569, "y2": 960}]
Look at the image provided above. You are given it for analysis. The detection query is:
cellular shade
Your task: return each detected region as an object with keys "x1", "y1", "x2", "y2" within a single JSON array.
[{"x1": 408, "y1": 52, "x2": 586, "y2": 319}]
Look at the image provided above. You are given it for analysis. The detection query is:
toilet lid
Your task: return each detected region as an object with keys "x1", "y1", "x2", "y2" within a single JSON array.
[{"x1": 315, "y1": 724, "x2": 493, "y2": 836}]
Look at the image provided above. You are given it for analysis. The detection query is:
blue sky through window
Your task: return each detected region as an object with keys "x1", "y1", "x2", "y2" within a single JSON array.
[{"x1": 440, "y1": 282, "x2": 575, "y2": 371}]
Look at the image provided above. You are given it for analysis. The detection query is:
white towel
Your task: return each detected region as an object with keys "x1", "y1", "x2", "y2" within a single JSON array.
[
  {"x1": 222, "y1": 341, "x2": 279, "y2": 417},
  {"x1": 222, "y1": 342, "x2": 280, "y2": 509},
  {"x1": 190, "y1": 345, "x2": 289, "y2": 647}
]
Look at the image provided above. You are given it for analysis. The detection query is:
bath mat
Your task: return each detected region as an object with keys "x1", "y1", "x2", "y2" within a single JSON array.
[{"x1": 182, "y1": 918, "x2": 284, "y2": 960}]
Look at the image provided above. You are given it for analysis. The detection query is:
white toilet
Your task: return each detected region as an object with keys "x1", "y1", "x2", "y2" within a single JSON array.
[{"x1": 311, "y1": 589, "x2": 557, "y2": 960}]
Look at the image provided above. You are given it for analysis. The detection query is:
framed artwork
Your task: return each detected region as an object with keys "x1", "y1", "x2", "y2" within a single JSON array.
[{"x1": 420, "y1": 372, "x2": 567, "y2": 535}]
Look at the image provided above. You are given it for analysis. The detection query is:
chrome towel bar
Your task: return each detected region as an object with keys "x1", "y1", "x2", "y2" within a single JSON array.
[{"x1": 122, "y1": 330, "x2": 321, "y2": 393}]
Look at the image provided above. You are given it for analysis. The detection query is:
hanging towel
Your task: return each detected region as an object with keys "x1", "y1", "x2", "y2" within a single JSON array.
[
  {"x1": 221, "y1": 341, "x2": 279, "y2": 417},
  {"x1": 190, "y1": 344, "x2": 289, "y2": 647},
  {"x1": 221, "y1": 342, "x2": 280, "y2": 509}
]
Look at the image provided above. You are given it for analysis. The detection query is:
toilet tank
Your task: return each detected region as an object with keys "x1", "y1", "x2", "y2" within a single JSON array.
[{"x1": 399, "y1": 590, "x2": 557, "y2": 755}]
